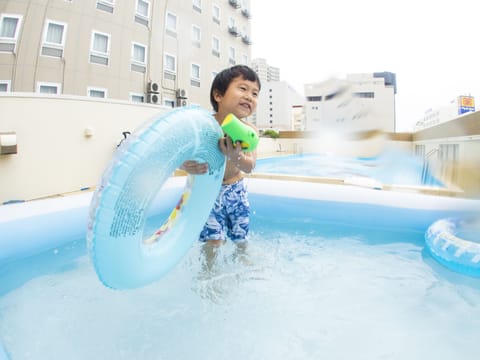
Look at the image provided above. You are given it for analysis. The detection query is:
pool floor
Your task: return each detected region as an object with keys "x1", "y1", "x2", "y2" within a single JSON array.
[{"x1": 1, "y1": 220, "x2": 480, "y2": 360}]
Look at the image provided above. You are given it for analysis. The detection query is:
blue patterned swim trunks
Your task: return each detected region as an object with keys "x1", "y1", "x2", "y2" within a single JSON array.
[{"x1": 199, "y1": 178, "x2": 250, "y2": 243}]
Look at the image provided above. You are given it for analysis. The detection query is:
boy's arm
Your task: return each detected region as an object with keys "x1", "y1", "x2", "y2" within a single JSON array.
[
  {"x1": 220, "y1": 122, "x2": 257, "y2": 174},
  {"x1": 180, "y1": 160, "x2": 208, "y2": 174},
  {"x1": 234, "y1": 148, "x2": 256, "y2": 174},
  {"x1": 235, "y1": 120, "x2": 257, "y2": 173}
]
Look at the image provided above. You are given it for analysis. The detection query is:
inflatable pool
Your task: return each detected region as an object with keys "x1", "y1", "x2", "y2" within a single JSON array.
[
  {"x1": 425, "y1": 218, "x2": 480, "y2": 277},
  {"x1": 3, "y1": 178, "x2": 479, "y2": 268},
  {"x1": 2, "y1": 177, "x2": 480, "y2": 358}
]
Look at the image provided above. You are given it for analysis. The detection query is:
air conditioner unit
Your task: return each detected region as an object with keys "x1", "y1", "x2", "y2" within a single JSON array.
[
  {"x1": 176, "y1": 99, "x2": 188, "y2": 107},
  {"x1": 176, "y1": 88, "x2": 188, "y2": 99},
  {"x1": 147, "y1": 81, "x2": 159, "y2": 93},
  {"x1": 146, "y1": 93, "x2": 160, "y2": 104}
]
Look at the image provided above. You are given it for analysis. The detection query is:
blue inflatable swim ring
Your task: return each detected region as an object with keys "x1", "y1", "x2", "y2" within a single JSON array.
[
  {"x1": 87, "y1": 106, "x2": 225, "y2": 289},
  {"x1": 425, "y1": 218, "x2": 480, "y2": 277},
  {"x1": 0, "y1": 342, "x2": 9, "y2": 360}
]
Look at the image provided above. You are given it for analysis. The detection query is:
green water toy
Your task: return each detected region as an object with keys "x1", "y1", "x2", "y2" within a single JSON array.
[{"x1": 221, "y1": 113, "x2": 259, "y2": 152}]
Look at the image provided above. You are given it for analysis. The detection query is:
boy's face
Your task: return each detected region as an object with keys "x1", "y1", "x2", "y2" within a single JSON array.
[{"x1": 214, "y1": 76, "x2": 260, "y2": 118}]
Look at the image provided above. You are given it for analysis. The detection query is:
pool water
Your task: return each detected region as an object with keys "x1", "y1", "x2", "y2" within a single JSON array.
[
  {"x1": 255, "y1": 151, "x2": 443, "y2": 187},
  {"x1": 1, "y1": 207, "x2": 480, "y2": 360}
]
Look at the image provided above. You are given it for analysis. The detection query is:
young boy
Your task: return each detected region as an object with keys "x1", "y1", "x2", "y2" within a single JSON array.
[{"x1": 181, "y1": 65, "x2": 261, "y2": 257}]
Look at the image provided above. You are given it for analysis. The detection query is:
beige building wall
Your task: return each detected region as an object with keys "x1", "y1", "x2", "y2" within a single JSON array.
[
  {"x1": 0, "y1": 0, "x2": 252, "y2": 108},
  {"x1": 0, "y1": 94, "x2": 171, "y2": 203}
]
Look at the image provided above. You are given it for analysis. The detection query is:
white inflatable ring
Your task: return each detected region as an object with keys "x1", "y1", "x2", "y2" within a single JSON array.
[
  {"x1": 87, "y1": 106, "x2": 225, "y2": 289},
  {"x1": 425, "y1": 218, "x2": 480, "y2": 277}
]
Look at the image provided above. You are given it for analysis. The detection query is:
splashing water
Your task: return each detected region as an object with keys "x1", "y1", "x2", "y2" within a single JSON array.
[{"x1": 1, "y1": 222, "x2": 480, "y2": 360}]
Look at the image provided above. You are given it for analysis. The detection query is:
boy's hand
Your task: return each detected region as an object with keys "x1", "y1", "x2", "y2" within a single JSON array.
[
  {"x1": 219, "y1": 135, "x2": 243, "y2": 161},
  {"x1": 180, "y1": 160, "x2": 208, "y2": 174}
]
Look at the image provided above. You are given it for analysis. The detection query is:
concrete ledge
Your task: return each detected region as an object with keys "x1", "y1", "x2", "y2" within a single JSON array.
[{"x1": 247, "y1": 172, "x2": 465, "y2": 198}]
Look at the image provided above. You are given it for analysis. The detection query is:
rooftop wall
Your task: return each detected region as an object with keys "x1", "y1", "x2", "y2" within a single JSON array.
[
  {"x1": 0, "y1": 94, "x2": 168, "y2": 202},
  {"x1": 1, "y1": 95, "x2": 479, "y2": 203}
]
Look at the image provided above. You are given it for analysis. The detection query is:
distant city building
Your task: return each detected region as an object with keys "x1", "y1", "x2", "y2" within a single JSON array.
[
  {"x1": 254, "y1": 81, "x2": 305, "y2": 131},
  {"x1": 304, "y1": 72, "x2": 397, "y2": 133},
  {"x1": 251, "y1": 58, "x2": 280, "y2": 83},
  {"x1": 0, "y1": 0, "x2": 252, "y2": 109},
  {"x1": 250, "y1": 58, "x2": 304, "y2": 131},
  {"x1": 414, "y1": 95, "x2": 476, "y2": 131}
]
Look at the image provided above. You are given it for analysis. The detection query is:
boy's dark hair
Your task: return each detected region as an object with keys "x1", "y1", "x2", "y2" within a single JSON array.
[{"x1": 210, "y1": 65, "x2": 261, "y2": 112}]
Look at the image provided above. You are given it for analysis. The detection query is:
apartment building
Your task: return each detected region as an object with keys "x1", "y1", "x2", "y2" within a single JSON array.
[
  {"x1": 0, "y1": 0, "x2": 252, "y2": 108},
  {"x1": 251, "y1": 57, "x2": 279, "y2": 83},
  {"x1": 250, "y1": 57, "x2": 305, "y2": 131}
]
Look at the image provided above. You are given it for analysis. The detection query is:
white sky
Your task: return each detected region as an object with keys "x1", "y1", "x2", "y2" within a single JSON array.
[{"x1": 250, "y1": 0, "x2": 480, "y2": 132}]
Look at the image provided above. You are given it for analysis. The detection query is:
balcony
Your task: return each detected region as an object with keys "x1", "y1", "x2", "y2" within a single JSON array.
[
  {"x1": 241, "y1": 8, "x2": 251, "y2": 18},
  {"x1": 228, "y1": 26, "x2": 239, "y2": 36},
  {"x1": 229, "y1": 0, "x2": 240, "y2": 9},
  {"x1": 242, "y1": 35, "x2": 252, "y2": 45}
]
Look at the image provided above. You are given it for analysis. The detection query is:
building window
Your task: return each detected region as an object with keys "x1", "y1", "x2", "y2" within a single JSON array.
[
  {"x1": 88, "y1": 87, "x2": 107, "y2": 98},
  {"x1": 228, "y1": 46, "x2": 235, "y2": 65},
  {"x1": 37, "y1": 82, "x2": 61, "y2": 94},
  {"x1": 193, "y1": 0, "x2": 202, "y2": 12},
  {"x1": 131, "y1": 42, "x2": 147, "y2": 73},
  {"x1": 241, "y1": 1, "x2": 251, "y2": 18},
  {"x1": 164, "y1": 98, "x2": 175, "y2": 108},
  {"x1": 211, "y1": 36, "x2": 220, "y2": 57},
  {"x1": 0, "y1": 80, "x2": 11, "y2": 92},
  {"x1": 191, "y1": 63, "x2": 200, "y2": 87},
  {"x1": 166, "y1": 12, "x2": 177, "y2": 37},
  {"x1": 130, "y1": 93, "x2": 144, "y2": 103},
  {"x1": 135, "y1": 0, "x2": 150, "y2": 26},
  {"x1": 90, "y1": 31, "x2": 110, "y2": 65},
  {"x1": 241, "y1": 53, "x2": 248, "y2": 65},
  {"x1": 96, "y1": 0, "x2": 114, "y2": 13},
  {"x1": 228, "y1": 17, "x2": 238, "y2": 36},
  {"x1": 212, "y1": 5, "x2": 220, "y2": 24},
  {"x1": 163, "y1": 53, "x2": 176, "y2": 80},
  {"x1": 0, "y1": 14, "x2": 22, "y2": 53},
  {"x1": 41, "y1": 20, "x2": 67, "y2": 58},
  {"x1": 192, "y1": 25, "x2": 201, "y2": 47},
  {"x1": 354, "y1": 92, "x2": 375, "y2": 98}
]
